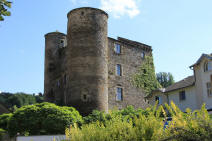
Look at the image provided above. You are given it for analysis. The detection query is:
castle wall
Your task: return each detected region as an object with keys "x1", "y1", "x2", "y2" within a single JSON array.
[
  {"x1": 44, "y1": 32, "x2": 67, "y2": 105},
  {"x1": 44, "y1": 7, "x2": 152, "y2": 115},
  {"x1": 65, "y1": 8, "x2": 109, "y2": 115},
  {"x1": 107, "y1": 37, "x2": 150, "y2": 110}
]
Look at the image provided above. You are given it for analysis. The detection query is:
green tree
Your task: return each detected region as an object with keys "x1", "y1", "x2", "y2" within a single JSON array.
[
  {"x1": 132, "y1": 56, "x2": 161, "y2": 96},
  {"x1": 0, "y1": 113, "x2": 12, "y2": 130},
  {"x1": 7, "y1": 102, "x2": 82, "y2": 137},
  {"x1": 0, "y1": 0, "x2": 12, "y2": 21},
  {"x1": 0, "y1": 92, "x2": 44, "y2": 111},
  {"x1": 156, "y1": 72, "x2": 175, "y2": 88}
]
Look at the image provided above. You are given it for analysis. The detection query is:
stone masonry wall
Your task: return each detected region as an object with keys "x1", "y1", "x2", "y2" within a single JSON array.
[{"x1": 107, "y1": 37, "x2": 151, "y2": 110}]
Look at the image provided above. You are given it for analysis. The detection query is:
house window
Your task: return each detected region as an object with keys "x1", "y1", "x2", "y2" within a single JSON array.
[
  {"x1": 116, "y1": 87, "x2": 123, "y2": 101},
  {"x1": 155, "y1": 96, "x2": 161, "y2": 104},
  {"x1": 141, "y1": 52, "x2": 145, "y2": 59},
  {"x1": 207, "y1": 82, "x2": 212, "y2": 96},
  {"x1": 116, "y1": 64, "x2": 122, "y2": 76},
  {"x1": 204, "y1": 61, "x2": 212, "y2": 72},
  {"x1": 179, "y1": 91, "x2": 186, "y2": 101},
  {"x1": 115, "y1": 43, "x2": 121, "y2": 54}
]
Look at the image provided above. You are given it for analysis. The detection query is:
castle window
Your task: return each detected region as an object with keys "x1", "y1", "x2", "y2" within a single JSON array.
[
  {"x1": 141, "y1": 52, "x2": 145, "y2": 59},
  {"x1": 206, "y1": 82, "x2": 212, "y2": 96},
  {"x1": 179, "y1": 91, "x2": 186, "y2": 101},
  {"x1": 116, "y1": 64, "x2": 122, "y2": 76},
  {"x1": 59, "y1": 39, "x2": 67, "y2": 48},
  {"x1": 64, "y1": 74, "x2": 67, "y2": 84},
  {"x1": 116, "y1": 87, "x2": 123, "y2": 101},
  {"x1": 57, "y1": 80, "x2": 60, "y2": 87},
  {"x1": 115, "y1": 43, "x2": 121, "y2": 54}
]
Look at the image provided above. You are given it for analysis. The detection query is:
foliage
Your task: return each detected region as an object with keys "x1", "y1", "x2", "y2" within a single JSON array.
[
  {"x1": 65, "y1": 102, "x2": 212, "y2": 141},
  {"x1": 156, "y1": 72, "x2": 175, "y2": 88},
  {"x1": 0, "y1": 92, "x2": 44, "y2": 112},
  {"x1": 65, "y1": 103, "x2": 165, "y2": 141},
  {"x1": 83, "y1": 106, "x2": 150, "y2": 126},
  {"x1": 162, "y1": 102, "x2": 212, "y2": 141},
  {"x1": 0, "y1": 128, "x2": 6, "y2": 141},
  {"x1": 0, "y1": 113, "x2": 12, "y2": 130},
  {"x1": 0, "y1": 0, "x2": 12, "y2": 21},
  {"x1": 132, "y1": 56, "x2": 161, "y2": 95},
  {"x1": 7, "y1": 102, "x2": 82, "y2": 137}
]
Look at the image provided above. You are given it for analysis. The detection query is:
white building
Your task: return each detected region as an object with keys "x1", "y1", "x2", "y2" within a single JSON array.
[{"x1": 147, "y1": 54, "x2": 212, "y2": 112}]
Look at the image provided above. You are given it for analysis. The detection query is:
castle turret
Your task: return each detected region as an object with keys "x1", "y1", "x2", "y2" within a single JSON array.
[
  {"x1": 65, "y1": 7, "x2": 109, "y2": 115},
  {"x1": 44, "y1": 32, "x2": 67, "y2": 103}
]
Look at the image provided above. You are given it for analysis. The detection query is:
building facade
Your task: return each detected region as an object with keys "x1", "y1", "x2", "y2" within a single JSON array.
[
  {"x1": 44, "y1": 7, "x2": 151, "y2": 115},
  {"x1": 147, "y1": 54, "x2": 212, "y2": 112}
]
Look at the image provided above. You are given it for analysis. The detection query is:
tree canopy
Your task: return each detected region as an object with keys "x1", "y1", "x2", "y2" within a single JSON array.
[
  {"x1": 0, "y1": 92, "x2": 44, "y2": 113},
  {"x1": 156, "y1": 72, "x2": 175, "y2": 88},
  {"x1": 7, "y1": 102, "x2": 82, "y2": 137},
  {"x1": 0, "y1": 0, "x2": 12, "y2": 21}
]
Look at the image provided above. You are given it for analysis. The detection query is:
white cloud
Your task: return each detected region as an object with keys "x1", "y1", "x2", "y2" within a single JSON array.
[
  {"x1": 100, "y1": 0, "x2": 140, "y2": 18},
  {"x1": 69, "y1": 0, "x2": 141, "y2": 18},
  {"x1": 70, "y1": 0, "x2": 77, "y2": 5}
]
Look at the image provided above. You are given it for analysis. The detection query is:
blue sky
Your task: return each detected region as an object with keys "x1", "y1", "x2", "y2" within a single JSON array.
[{"x1": 0, "y1": 0, "x2": 211, "y2": 94}]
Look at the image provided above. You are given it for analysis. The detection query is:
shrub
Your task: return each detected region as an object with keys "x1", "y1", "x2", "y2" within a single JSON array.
[
  {"x1": 8, "y1": 102, "x2": 82, "y2": 137},
  {"x1": 66, "y1": 104, "x2": 165, "y2": 141},
  {"x1": 0, "y1": 113, "x2": 12, "y2": 130},
  {"x1": 66, "y1": 102, "x2": 212, "y2": 141},
  {"x1": 162, "y1": 102, "x2": 212, "y2": 141},
  {"x1": 0, "y1": 128, "x2": 6, "y2": 141}
]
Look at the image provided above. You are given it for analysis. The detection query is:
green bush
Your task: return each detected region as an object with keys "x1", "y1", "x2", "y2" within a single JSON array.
[
  {"x1": 162, "y1": 102, "x2": 212, "y2": 141},
  {"x1": 0, "y1": 128, "x2": 6, "y2": 141},
  {"x1": 0, "y1": 113, "x2": 12, "y2": 130},
  {"x1": 8, "y1": 102, "x2": 82, "y2": 137},
  {"x1": 83, "y1": 106, "x2": 150, "y2": 126},
  {"x1": 65, "y1": 102, "x2": 212, "y2": 141},
  {"x1": 66, "y1": 104, "x2": 165, "y2": 141}
]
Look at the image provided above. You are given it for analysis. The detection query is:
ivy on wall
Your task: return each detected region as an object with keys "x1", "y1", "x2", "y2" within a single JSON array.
[{"x1": 132, "y1": 56, "x2": 161, "y2": 96}]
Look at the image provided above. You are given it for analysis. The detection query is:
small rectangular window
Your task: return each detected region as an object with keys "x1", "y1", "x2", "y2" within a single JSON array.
[
  {"x1": 141, "y1": 52, "x2": 145, "y2": 59},
  {"x1": 115, "y1": 43, "x2": 121, "y2": 54},
  {"x1": 116, "y1": 87, "x2": 123, "y2": 101},
  {"x1": 179, "y1": 91, "x2": 186, "y2": 101},
  {"x1": 116, "y1": 64, "x2": 122, "y2": 76},
  {"x1": 207, "y1": 82, "x2": 212, "y2": 96}
]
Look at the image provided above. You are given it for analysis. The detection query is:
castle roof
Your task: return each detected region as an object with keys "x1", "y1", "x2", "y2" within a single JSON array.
[{"x1": 108, "y1": 37, "x2": 152, "y2": 51}]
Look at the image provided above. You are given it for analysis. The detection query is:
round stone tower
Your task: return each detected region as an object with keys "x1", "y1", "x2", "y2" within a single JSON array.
[
  {"x1": 66, "y1": 7, "x2": 108, "y2": 115},
  {"x1": 44, "y1": 32, "x2": 66, "y2": 103}
]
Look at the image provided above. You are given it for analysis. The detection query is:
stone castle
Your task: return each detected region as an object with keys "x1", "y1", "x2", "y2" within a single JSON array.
[{"x1": 44, "y1": 7, "x2": 152, "y2": 115}]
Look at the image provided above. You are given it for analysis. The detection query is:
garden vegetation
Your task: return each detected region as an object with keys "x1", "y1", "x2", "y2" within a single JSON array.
[
  {"x1": 65, "y1": 102, "x2": 212, "y2": 141},
  {"x1": 0, "y1": 101, "x2": 212, "y2": 141}
]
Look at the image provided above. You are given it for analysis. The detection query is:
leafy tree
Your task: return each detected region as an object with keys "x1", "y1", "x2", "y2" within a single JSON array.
[
  {"x1": 0, "y1": 0, "x2": 12, "y2": 21},
  {"x1": 0, "y1": 113, "x2": 12, "y2": 130},
  {"x1": 132, "y1": 56, "x2": 161, "y2": 95},
  {"x1": 0, "y1": 92, "x2": 44, "y2": 112},
  {"x1": 156, "y1": 72, "x2": 175, "y2": 88},
  {"x1": 7, "y1": 102, "x2": 82, "y2": 137}
]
